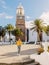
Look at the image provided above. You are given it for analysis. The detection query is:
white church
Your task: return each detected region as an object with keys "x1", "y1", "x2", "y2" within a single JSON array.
[{"x1": 3, "y1": 4, "x2": 49, "y2": 43}]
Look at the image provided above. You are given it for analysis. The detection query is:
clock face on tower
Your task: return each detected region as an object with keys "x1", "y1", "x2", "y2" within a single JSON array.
[{"x1": 20, "y1": 16, "x2": 22, "y2": 19}]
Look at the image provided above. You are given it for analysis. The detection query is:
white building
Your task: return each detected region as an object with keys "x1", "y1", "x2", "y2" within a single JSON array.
[
  {"x1": 25, "y1": 22, "x2": 49, "y2": 42},
  {"x1": 3, "y1": 4, "x2": 49, "y2": 43}
]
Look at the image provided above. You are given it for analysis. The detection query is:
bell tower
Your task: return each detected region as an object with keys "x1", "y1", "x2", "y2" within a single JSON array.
[{"x1": 16, "y1": 3, "x2": 26, "y2": 41}]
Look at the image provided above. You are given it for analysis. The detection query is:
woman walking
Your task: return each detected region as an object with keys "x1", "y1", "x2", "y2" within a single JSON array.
[{"x1": 16, "y1": 38, "x2": 22, "y2": 55}]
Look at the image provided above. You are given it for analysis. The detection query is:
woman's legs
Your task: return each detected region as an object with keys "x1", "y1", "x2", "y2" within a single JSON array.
[{"x1": 18, "y1": 46, "x2": 21, "y2": 54}]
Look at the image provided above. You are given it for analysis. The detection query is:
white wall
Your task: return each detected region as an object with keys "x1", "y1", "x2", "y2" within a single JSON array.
[
  {"x1": 29, "y1": 30, "x2": 49, "y2": 42},
  {"x1": 42, "y1": 31, "x2": 47, "y2": 42},
  {"x1": 29, "y1": 29, "x2": 37, "y2": 42}
]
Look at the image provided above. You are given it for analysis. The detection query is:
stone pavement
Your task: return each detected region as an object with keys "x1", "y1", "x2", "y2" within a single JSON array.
[{"x1": 0, "y1": 44, "x2": 40, "y2": 65}]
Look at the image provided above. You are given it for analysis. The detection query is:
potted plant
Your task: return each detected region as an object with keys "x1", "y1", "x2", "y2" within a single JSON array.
[{"x1": 37, "y1": 47, "x2": 44, "y2": 55}]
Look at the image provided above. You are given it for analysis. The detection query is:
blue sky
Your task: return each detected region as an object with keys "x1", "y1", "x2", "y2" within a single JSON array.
[{"x1": 0, "y1": 0, "x2": 49, "y2": 27}]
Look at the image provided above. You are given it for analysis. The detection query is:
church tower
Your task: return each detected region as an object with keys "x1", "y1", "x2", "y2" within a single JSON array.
[{"x1": 16, "y1": 3, "x2": 26, "y2": 41}]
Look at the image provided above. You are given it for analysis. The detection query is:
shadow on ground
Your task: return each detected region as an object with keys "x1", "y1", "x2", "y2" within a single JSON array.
[
  {"x1": 0, "y1": 48, "x2": 41, "y2": 65},
  {"x1": 0, "y1": 48, "x2": 38, "y2": 59}
]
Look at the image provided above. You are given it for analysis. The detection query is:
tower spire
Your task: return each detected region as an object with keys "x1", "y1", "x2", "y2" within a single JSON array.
[{"x1": 16, "y1": 3, "x2": 24, "y2": 16}]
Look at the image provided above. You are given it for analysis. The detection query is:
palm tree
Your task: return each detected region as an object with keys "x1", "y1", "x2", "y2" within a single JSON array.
[
  {"x1": 5, "y1": 24, "x2": 14, "y2": 42},
  {"x1": 12, "y1": 28, "x2": 23, "y2": 41},
  {"x1": 31, "y1": 19, "x2": 44, "y2": 43}
]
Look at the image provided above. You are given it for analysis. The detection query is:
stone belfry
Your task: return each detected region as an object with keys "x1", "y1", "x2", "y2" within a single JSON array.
[{"x1": 16, "y1": 3, "x2": 26, "y2": 41}]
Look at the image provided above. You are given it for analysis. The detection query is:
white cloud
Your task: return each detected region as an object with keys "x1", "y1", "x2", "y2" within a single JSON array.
[
  {"x1": 26, "y1": 16, "x2": 31, "y2": 19},
  {"x1": 5, "y1": 16, "x2": 14, "y2": 19},
  {"x1": 0, "y1": 12, "x2": 6, "y2": 18},
  {"x1": 0, "y1": 12, "x2": 14, "y2": 19},
  {"x1": 0, "y1": 0, "x2": 6, "y2": 4},
  {"x1": 0, "y1": 0, "x2": 7, "y2": 9},
  {"x1": 40, "y1": 12, "x2": 49, "y2": 25},
  {"x1": 2, "y1": 5, "x2": 7, "y2": 9}
]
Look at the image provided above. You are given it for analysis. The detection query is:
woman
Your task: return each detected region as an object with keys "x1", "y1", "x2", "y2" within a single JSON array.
[{"x1": 16, "y1": 38, "x2": 22, "y2": 55}]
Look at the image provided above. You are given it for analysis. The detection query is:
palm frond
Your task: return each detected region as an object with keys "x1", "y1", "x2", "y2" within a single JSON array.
[{"x1": 30, "y1": 26, "x2": 36, "y2": 30}]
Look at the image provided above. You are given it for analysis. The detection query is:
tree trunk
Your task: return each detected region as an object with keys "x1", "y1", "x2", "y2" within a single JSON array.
[
  {"x1": 9, "y1": 31, "x2": 11, "y2": 44},
  {"x1": 39, "y1": 31, "x2": 42, "y2": 42},
  {"x1": 39, "y1": 31, "x2": 43, "y2": 47},
  {"x1": 37, "y1": 32, "x2": 40, "y2": 42},
  {"x1": 37, "y1": 31, "x2": 43, "y2": 48},
  {"x1": 37, "y1": 31, "x2": 42, "y2": 45},
  {"x1": 0, "y1": 36, "x2": 1, "y2": 42},
  {"x1": 37, "y1": 31, "x2": 42, "y2": 41}
]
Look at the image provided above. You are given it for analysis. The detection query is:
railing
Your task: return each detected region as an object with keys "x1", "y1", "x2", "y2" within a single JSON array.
[
  {"x1": 0, "y1": 41, "x2": 49, "y2": 46},
  {"x1": 0, "y1": 41, "x2": 16, "y2": 45}
]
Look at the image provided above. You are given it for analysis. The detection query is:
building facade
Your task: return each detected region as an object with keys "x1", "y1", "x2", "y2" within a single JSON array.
[{"x1": 16, "y1": 4, "x2": 49, "y2": 42}]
